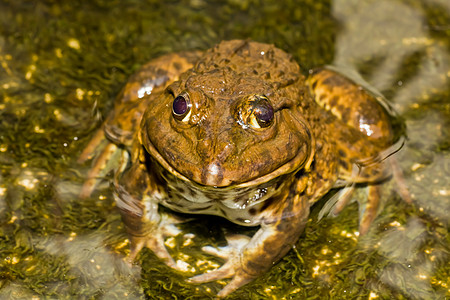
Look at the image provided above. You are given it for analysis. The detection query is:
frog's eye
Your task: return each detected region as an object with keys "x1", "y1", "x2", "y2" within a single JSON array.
[
  {"x1": 250, "y1": 98, "x2": 274, "y2": 128},
  {"x1": 172, "y1": 92, "x2": 191, "y2": 122},
  {"x1": 237, "y1": 94, "x2": 274, "y2": 129}
]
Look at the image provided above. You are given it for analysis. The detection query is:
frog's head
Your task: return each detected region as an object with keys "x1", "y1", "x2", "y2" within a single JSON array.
[{"x1": 140, "y1": 40, "x2": 314, "y2": 187}]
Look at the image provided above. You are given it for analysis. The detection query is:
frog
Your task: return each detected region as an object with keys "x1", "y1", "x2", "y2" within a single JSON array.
[{"x1": 78, "y1": 40, "x2": 407, "y2": 297}]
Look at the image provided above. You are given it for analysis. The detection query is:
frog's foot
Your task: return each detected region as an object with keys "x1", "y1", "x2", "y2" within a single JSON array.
[
  {"x1": 357, "y1": 184, "x2": 381, "y2": 235},
  {"x1": 390, "y1": 157, "x2": 412, "y2": 204},
  {"x1": 357, "y1": 155, "x2": 412, "y2": 234},
  {"x1": 358, "y1": 158, "x2": 412, "y2": 234},
  {"x1": 128, "y1": 232, "x2": 179, "y2": 269},
  {"x1": 318, "y1": 183, "x2": 379, "y2": 235},
  {"x1": 79, "y1": 142, "x2": 123, "y2": 198},
  {"x1": 318, "y1": 184, "x2": 355, "y2": 221},
  {"x1": 187, "y1": 234, "x2": 255, "y2": 298},
  {"x1": 332, "y1": 185, "x2": 355, "y2": 216},
  {"x1": 128, "y1": 213, "x2": 183, "y2": 270},
  {"x1": 77, "y1": 128, "x2": 106, "y2": 164},
  {"x1": 78, "y1": 129, "x2": 128, "y2": 199}
]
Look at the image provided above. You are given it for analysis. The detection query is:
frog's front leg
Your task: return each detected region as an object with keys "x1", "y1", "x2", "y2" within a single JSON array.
[
  {"x1": 115, "y1": 160, "x2": 182, "y2": 269},
  {"x1": 188, "y1": 192, "x2": 310, "y2": 298}
]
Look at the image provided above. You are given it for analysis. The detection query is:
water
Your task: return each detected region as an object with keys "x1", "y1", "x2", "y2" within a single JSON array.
[{"x1": 0, "y1": 0, "x2": 448, "y2": 299}]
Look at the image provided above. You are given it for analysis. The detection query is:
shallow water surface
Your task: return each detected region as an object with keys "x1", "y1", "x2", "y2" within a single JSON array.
[{"x1": 0, "y1": 0, "x2": 449, "y2": 299}]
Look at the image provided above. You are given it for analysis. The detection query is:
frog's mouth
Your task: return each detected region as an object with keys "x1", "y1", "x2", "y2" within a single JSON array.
[{"x1": 140, "y1": 129, "x2": 314, "y2": 189}]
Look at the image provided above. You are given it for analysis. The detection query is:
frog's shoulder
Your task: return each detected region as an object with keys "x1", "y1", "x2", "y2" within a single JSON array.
[
  {"x1": 118, "y1": 51, "x2": 203, "y2": 105},
  {"x1": 103, "y1": 51, "x2": 203, "y2": 146}
]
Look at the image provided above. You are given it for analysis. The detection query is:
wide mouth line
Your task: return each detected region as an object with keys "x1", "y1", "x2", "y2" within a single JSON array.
[{"x1": 144, "y1": 140, "x2": 306, "y2": 190}]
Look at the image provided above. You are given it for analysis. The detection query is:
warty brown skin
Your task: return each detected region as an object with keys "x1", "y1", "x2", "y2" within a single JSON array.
[{"x1": 79, "y1": 40, "x2": 399, "y2": 297}]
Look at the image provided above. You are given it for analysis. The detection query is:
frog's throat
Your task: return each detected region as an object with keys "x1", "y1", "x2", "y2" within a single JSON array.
[{"x1": 140, "y1": 130, "x2": 314, "y2": 189}]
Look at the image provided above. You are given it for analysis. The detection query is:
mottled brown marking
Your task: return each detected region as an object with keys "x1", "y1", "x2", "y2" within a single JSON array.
[
  {"x1": 340, "y1": 106, "x2": 351, "y2": 122},
  {"x1": 184, "y1": 170, "x2": 194, "y2": 180},
  {"x1": 259, "y1": 196, "x2": 275, "y2": 213},
  {"x1": 233, "y1": 39, "x2": 251, "y2": 56},
  {"x1": 195, "y1": 61, "x2": 206, "y2": 72},
  {"x1": 234, "y1": 193, "x2": 249, "y2": 203},
  {"x1": 339, "y1": 159, "x2": 349, "y2": 170},
  {"x1": 154, "y1": 68, "x2": 169, "y2": 78},
  {"x1": 330, "y1": 95, "x2": 339, "y2": 107},
  {"x1": 322, "y1": 73, "x2": 348, "y2": 87},
  {"x1": 276, "y1": 219, "x2": 290, "y2": 232},
  {"x1": 311, "y1": 79, "x2": 318, "y2": 90},
  {"x1": 173, "y1": 62, "x2": 182, "y2": 71},
  {"x1": 371, "y1": 169, "x2": 379, "y2": 176},
  {"x1": 262, "y1": 72, "x2": 270, "y2": 79},
  {"x1": 271, "y1": 82, "x2": 281, "y2": 90}
]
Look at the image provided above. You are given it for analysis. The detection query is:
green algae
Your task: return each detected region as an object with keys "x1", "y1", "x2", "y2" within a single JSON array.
[{"x1": 0, "y1": 0, "x2": 449, "y2": 299}]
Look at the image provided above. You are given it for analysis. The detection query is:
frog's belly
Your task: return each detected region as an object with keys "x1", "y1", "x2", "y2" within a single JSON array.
[
  {"x1": 159, "y1": 177, "x2": 286, "y2": 227},
  {"x1": 160, "y1": 197, "x2": 264, "y2": 226}
]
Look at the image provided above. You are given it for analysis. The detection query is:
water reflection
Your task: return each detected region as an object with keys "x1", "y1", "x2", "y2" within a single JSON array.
[
  {"x1": 379, "y1": 217, "x2": 448, "y2": 299},
  {"x1": 39, "y1": 232, "x2": 142, "y2": 298}
]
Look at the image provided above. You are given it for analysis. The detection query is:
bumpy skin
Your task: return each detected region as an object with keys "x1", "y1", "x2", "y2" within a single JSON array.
[{"x1": 79, "y1": 40, "x2": 399, "y2": 297}]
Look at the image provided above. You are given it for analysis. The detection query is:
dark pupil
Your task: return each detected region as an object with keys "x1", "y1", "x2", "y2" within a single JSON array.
[
  {"x1": 173, "y1": 95, "x2": 187, "y2": 116},
  {"x1": 255, "y1": 102, "x2": 274, "y2": 125}
]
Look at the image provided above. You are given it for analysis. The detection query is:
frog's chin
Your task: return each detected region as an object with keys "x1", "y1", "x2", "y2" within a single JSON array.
[{"x1": 142, "y1": 137, "x2": 314, "y2": 189}]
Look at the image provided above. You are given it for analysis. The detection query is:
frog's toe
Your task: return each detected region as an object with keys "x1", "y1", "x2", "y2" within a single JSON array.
[
  {"x1": 188, "y1": 258, "x2": 237, "y2": 283},
  {"x1": 127, "y1": 237, "x2": 145, "y2": 263},
  {"x1": 79, "y1": 141, "x2": 126, "y2": 198},
  {"x1": 128, "y1": 233, "x2": 178, "y2": 269},
  {"x1": 146, "y1": 234, "x2": 179, "y2": 269},
  {"x1": 159, "y1": 213, "x2": 184, "y2": 236},
  {"x1": 216, "y1": 274, "x2": 255, "y2": 298},
  {"x1": 390, "y1": 157, "x2": 412, "y2": 204},
  {"x1": 357, "y1": 184, "x2": 380, "y2": 235},
  {"x1": 188, "y1": 258, "x2": 256, "y2": 298}
]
